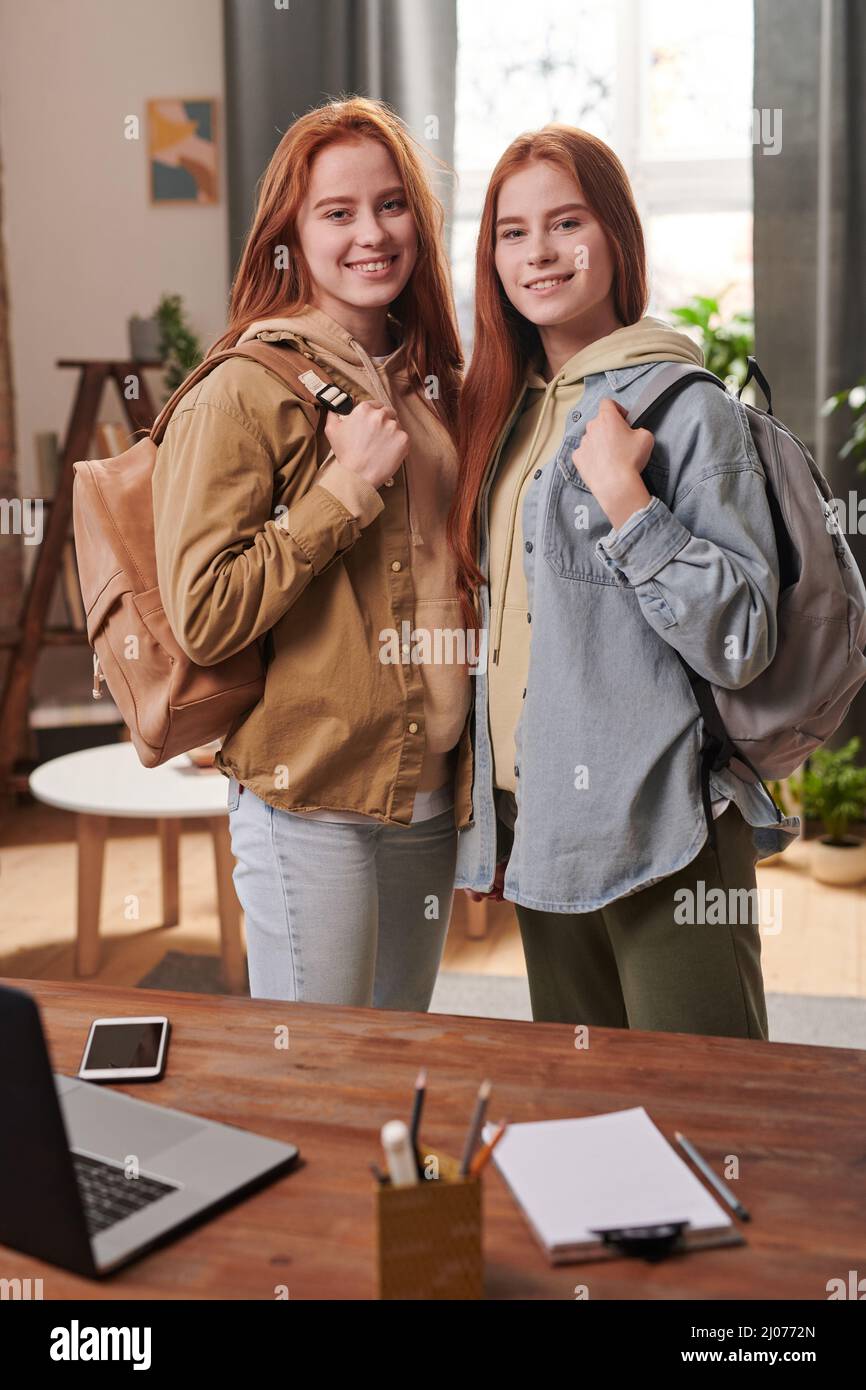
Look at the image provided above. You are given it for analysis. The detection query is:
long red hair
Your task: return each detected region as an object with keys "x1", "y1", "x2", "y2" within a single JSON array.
[
  {"x1": 448, "y1": 126, "x2": 649, "y2": 625},
  {"x1": 207, "y1": 96, "x2": 462, "y2": 438}
]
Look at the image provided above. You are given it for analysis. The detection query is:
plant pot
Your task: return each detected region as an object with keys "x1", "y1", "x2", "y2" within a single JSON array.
[
  {"x1": 810, "y1": 834, "x2": 866, "y2": 886},
  {"x1": 128, "y1": 314, "x2": 162, "y2": 363}
]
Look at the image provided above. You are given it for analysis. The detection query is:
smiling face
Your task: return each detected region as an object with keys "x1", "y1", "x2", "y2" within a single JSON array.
[
  {"x1": 493, "y1": 159, "x2": 622, "y2": 350},
  {"x1": 295, "y1": 136, "x2": 418, "y2": 332}
]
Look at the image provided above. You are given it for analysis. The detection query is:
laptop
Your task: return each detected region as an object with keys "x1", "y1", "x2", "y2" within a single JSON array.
[{"x1": 0, "y1": 984, "x2": 299, "y2": 1277}]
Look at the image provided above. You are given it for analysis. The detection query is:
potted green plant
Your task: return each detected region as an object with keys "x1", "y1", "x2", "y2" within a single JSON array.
[
  {"x1": 155, "y1": 293, "x2": 204, "y2": 394},
  {"x1": 127, "y1": 293, "x2": 204, "y2": 394},
  {"x1": 822, "y1": 377, "x2": 866, "y2": 472},
  {"x1": 789, "y1": 739, "x2": 866, "y2": 885},
  {"x1": 669, "y1": 293, "x2": 754, "y2": 391}
]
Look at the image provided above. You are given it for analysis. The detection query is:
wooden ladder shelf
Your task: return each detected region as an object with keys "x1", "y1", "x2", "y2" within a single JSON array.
[{"x1": 0, "y1": 359, "x2": 159, "y2": 799}]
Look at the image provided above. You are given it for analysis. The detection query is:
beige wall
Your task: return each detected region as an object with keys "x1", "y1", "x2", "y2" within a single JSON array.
[{"x1": 0, "y1": 0, "x2": 228, "y2": 501}]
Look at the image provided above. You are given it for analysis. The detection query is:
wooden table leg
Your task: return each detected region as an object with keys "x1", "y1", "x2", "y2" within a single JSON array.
[
  {"x1": 206, "y1": 816, "x2": 246, "y2": 994},
  {"x1": 77, "y1": 813, "x2": 109, "y2": 976},
  {"x1": 158, "y1": 819, "x2": 179, "y2": 927}
]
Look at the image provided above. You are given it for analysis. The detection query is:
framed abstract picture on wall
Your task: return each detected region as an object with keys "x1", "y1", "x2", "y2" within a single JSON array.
[{"x1": 147, "y1": 98, "x2": 219, "y2": 204}]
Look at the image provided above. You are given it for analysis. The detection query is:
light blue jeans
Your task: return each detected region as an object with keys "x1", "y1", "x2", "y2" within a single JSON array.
[{"x1": 226, "y1": 776, "x2": 458, "y2": 1009}]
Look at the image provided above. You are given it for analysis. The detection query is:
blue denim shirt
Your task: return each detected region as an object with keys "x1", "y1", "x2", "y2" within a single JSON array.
[{"x1": 455, "y1": 361, "x2": 801, "y2": 912}]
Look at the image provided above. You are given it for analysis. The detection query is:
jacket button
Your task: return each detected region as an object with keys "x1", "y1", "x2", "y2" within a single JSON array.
[
  {"x1": 533, "y1": 469, "x2": 542, "y2": 480},
  {"x1": 408, "y1": 721, "x2": 419, "y2": 734},
  {"x1": 391, "y1": 560, "x2": 402, "y2": 571},
  {"x1": 514, "y1": 765, "x2": 520, "y2": 778},
  {"x1": 522, "y1": 688, "x2": 526, "y2": 699},
  {"x1": 525, "y1": 541, "x2": 533, "y2": 553},
  {"x1": 527, "y1": 612, "x2": 532, "y2": 623},
  {"x1": 572, "y1": 409, "x2": 582, "y2": 421}
]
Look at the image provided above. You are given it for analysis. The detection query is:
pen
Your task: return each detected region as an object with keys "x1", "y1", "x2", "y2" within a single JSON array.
[
  {"x1": 674, "y1": 1130, "x2": 751, "y2": 1222},
  {"x1": 459, "y1": 1079, "x2": 492, "y2": 1177},
  {"x1": 409, "y1": 1067, "x2": 426, "y2": 1178},
  {"x1": 469, "y1": 1118, "x2": 508, "y2": 1177}
]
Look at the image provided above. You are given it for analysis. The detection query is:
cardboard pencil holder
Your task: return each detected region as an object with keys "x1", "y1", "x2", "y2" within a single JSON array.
[{"x1": 375, "y1": 1148, "x2": 483, "y2": 1300}]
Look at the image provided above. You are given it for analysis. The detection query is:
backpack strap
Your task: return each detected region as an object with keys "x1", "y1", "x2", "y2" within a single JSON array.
[
  {"x1": 738, "y1": 355, "x2": 774, "y2": 415},
  {"x1": 625, "y1": 363, "x2": 727, "y2": 430},
  {"x1": 677, "y1": 658, "x2": 784, "y2": 850},
  {"x1": 148, "y1": 340, "x2": 354, "y2": 446},
  {"x1": 672, "y1": 656, "x2": 776, "y2": 850}
]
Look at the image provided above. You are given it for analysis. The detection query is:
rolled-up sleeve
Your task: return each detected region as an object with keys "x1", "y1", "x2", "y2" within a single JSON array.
[
  {"x1": 153, "y1": 399, "x2": 362, "y2": 666},
  {"x1": 595, "y1": 465, "x2": 779, "y2": 689}
]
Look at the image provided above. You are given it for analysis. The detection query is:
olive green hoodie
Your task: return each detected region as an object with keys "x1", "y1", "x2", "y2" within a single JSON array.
[{"x1": 488, "y1": 316, "x2": 704, "y2": 794}]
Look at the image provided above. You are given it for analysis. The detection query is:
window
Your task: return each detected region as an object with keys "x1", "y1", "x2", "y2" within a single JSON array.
[{"x1": 453, "y1": 0, "x2": 754, "y2": 352}]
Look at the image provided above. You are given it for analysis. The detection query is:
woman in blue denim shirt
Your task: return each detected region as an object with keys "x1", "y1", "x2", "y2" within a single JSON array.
[{"x1": 449, "y1": 126, "x2": 798, "y2": 1039}]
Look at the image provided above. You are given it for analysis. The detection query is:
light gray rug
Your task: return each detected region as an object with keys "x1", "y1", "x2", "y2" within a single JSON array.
[{"x1": 138, "y1": 951, "x2": 866, "y2": 1050}]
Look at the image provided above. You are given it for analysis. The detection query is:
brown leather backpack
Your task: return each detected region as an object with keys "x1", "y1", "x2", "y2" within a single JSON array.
[{"x1": 72, "y1": 340, "x2": 354, "y2": 767}]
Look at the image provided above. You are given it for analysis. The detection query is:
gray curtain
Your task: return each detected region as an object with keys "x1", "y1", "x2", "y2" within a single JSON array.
[
  {"x1": 753, "y1": 0, "x2": 866, "y2": 744},
  {"x1": 222, "y1": 0, "x2": 458, "y2": 277}
]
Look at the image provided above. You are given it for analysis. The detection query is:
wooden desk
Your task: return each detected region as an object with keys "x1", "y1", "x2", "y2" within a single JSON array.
[{"x1": 2, "y1": 978, "x2": 864, "y2": 1300}]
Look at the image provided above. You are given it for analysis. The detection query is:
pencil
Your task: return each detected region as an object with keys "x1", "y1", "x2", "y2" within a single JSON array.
[
  {"x1": 469, "y1": 1118, "x2": 508, "y2": 1177},
  {"x1": 459, "y1": 1079, "x2": 492, "y2": 1177},
  {"x1": 409, "y1": 1067, "x2": 426, "y2": 1178}
]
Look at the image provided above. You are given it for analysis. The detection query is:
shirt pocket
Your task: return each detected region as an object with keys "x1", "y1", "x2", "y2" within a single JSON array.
[{"x1": 542, "y1": 437, "x2": 670, "y2": 586}]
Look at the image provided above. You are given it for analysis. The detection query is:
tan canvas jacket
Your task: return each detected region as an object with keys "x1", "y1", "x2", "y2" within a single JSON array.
[{"x1": 151, "y1": 306, "x2": 473, "y2": 826}]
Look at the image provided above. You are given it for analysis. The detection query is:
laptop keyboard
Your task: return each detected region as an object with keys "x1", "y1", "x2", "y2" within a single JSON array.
[{"x1": 72, "y1": 1151, "x2": 178, "y2": 1235}]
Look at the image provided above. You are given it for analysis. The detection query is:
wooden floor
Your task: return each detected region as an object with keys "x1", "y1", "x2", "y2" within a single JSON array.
[{"x1": 1, "y1": 802, "x2": 864, "y2": 999}]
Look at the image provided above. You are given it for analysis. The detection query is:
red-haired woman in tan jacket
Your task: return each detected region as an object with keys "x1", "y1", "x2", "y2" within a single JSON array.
[{"x1": 152, "y1": 99, "x2": 473, "y2": 1008}]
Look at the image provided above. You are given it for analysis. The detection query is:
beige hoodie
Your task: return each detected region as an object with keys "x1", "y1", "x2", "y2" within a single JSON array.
[
  {"x1": 487, "y1": 316, "x2": 704, "y2": 794},
  {"x1": 235, "y1": 305, "x2": 471, "y2": 793}
]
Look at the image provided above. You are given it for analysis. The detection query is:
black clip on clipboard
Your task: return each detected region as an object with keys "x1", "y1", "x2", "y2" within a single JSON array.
[{"x1": 589, "y1": 1220, "x2": 690, "y2": 1263}]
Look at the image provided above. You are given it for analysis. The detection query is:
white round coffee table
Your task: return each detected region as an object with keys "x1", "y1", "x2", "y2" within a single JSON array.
[{"x1": 29, "y1": 742, "x2": 244, "y2": 993}]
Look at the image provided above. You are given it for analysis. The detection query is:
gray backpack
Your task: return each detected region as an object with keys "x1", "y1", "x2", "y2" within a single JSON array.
[{"x1": 627, "y1": 356, "x2": 866, "y2": 837}]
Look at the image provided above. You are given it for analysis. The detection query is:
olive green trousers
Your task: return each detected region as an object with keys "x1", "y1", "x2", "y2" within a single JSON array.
[{"x1": 512, "y1": 805, "x2": 769, "y2": 1039}]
